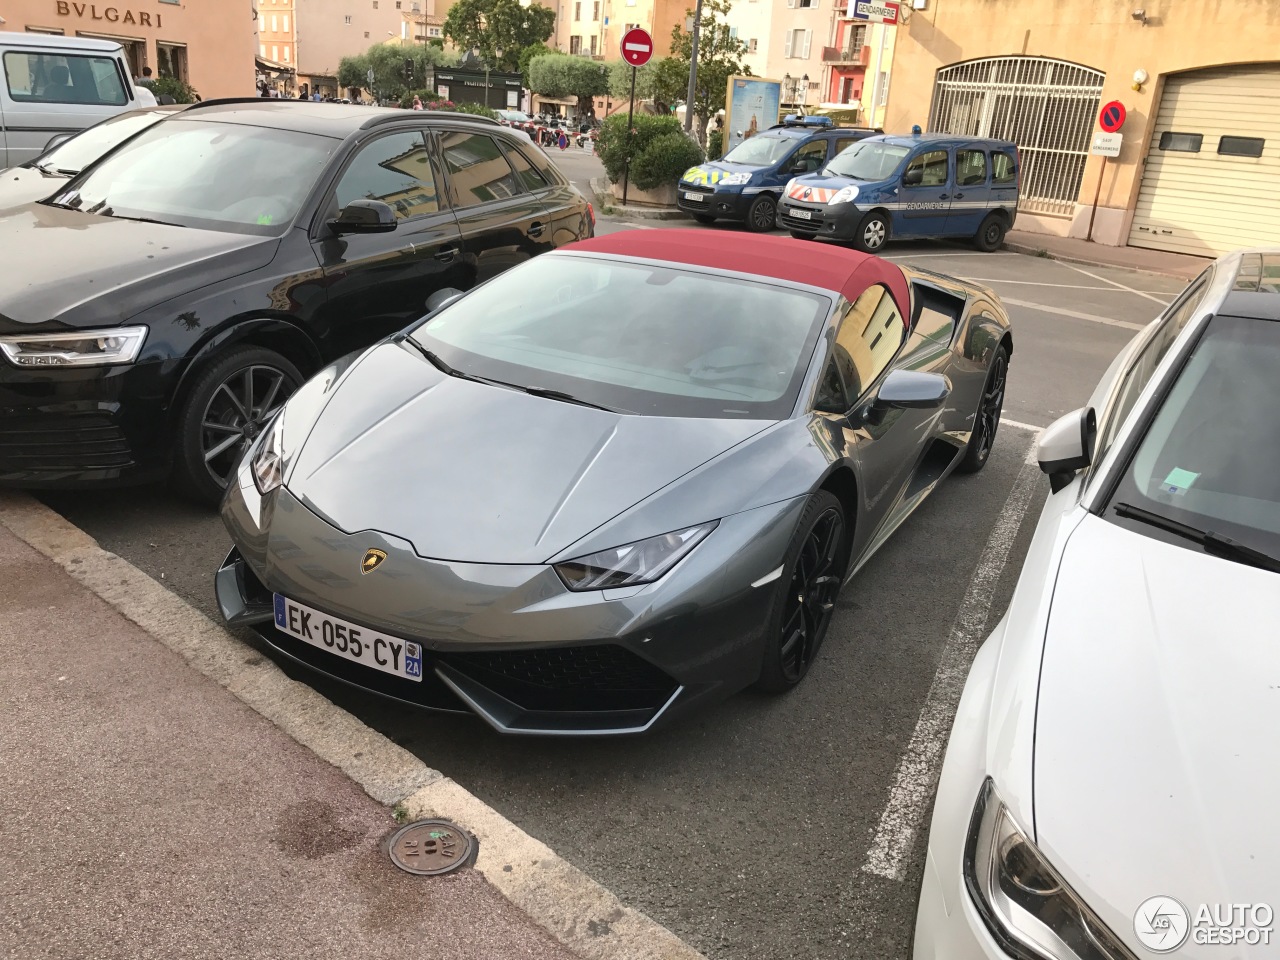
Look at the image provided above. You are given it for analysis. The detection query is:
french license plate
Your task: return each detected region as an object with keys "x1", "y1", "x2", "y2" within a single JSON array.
[
  {"x1": 273, "y1": 594, "x2": 423, "y2": 682},
  {"x1": 791, "y1": 209, "x2": 813, "y2": 220},
  {"x1": 683, "y1": 191, "x2": 706, "y2": 202}
]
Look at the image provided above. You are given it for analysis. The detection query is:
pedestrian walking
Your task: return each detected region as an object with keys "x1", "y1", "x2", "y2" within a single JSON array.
[
  {"x1": 412, "y1": 96, "x2": 424, "y2": 110},
  {"x1": 134, "y1": 66, "x2": 155, "y2": 89}
]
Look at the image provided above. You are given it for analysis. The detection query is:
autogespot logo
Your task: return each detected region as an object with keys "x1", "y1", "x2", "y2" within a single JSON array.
[{"x1": 1134, "y1": 897, "x2": 1191, "y2": 953}]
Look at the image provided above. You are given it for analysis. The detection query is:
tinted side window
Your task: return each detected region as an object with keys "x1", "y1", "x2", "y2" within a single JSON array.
[
  {"x1": 991, "y1": 151, "x2": 1016, "y2": 184},
  {"x1": 820, "y1": 285, "x2": 904, "y2": 408},
  {"x1": 520, "y1": 143, "x2": 565, "y2": 185},
  {"x1": 3, "y1": 51, "x2": 126, "y2": 105},
  {"x1": 789, "y1": 139, "x2": 828, "y2": 173},
  {"x1": 500, "y1": 140, "x2": 550, "y2": 192},
  {"x1": 956, "y1": 149, "x2": 988, "y2": 186},
  {"x1": 335, "y1": 131, "x2": 439, "y2": 220},
  {"x1": 439, "y1": 131, "x2": 523, "y2": 208},
  {"x1": 905, "y1": 149, "x2": 949, "y2": 186}
]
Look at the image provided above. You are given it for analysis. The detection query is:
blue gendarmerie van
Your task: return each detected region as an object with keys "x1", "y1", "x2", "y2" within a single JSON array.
[
  {"x1": 676, "y1": 116, "x2": 881, "y2": 232},
  {"x1": 777, "y1": 132, "x2": 1020, "y2": 252}
]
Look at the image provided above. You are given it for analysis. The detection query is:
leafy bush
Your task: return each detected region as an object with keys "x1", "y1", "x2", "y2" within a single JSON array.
[
  {"x1": 151, "y1": 76, "x2": 199, "y2": 104},
  {"x1": 630, "y1": 132, "x2": 705, "y2": 191},
  {"x1": 597, "y1": 112, "x2": 693, "y2": 185},
  {"x1": 707, "y1": 128, "x2": 723, "y2": 160}
]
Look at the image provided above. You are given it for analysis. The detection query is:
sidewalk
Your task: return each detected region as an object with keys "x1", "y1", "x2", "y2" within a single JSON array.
[
  {"x1": 0, "y1": 522, "x2": 575, "y2": 960},
  {"x1": 1002, "y1": 229, "x2": 1209, "y2": 280}
]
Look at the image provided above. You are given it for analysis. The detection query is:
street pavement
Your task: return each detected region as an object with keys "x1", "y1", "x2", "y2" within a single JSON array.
[{"x1": 33, "y1": 153, "x2": 1196, "y2": 960}]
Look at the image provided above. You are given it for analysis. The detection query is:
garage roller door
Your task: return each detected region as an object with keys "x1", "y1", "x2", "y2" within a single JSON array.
[{"x1": 1129, "y1": 65, "x2": 1280, "y2": 257}]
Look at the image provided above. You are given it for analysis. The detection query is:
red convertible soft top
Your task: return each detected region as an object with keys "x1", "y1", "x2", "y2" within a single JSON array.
[{"x1": 566, "y1": 229, "x2": 911, "y2": 323}]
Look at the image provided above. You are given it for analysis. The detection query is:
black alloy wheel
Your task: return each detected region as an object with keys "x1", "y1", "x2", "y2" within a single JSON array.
[
  {"x1": 957, "y1": 344, "x2": 1008, "y2": 473},
  {"x1": 745, "y1": 194, "x2": 778, "y2": 233},
  {"x1": 173, "y1": 346, "x2": 303, "y2": 504},
  {"x1": 756, "y1": 491, "x2": 848, "y2": 692},
  {"x1": 973, "y1": 213, "x2": 1008, "y2": 252}
]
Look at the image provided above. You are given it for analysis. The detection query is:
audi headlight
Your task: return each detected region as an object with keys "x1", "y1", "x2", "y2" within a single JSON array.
[
  {"x1": 554, "y1": 522, "x2": 718, "y2": 591},
  {"x1": 718, "y1": 172, "x2": 752, "y2": 186},
  {"x1": 0, "y1": 326, "x2": 147, "y2": 368},
  {"x1": 827, "y1": 185, "x2": 860, "y2": 205},
  {"x1": 966, "y1": 779, "x2": 1136, "y2": 960}
]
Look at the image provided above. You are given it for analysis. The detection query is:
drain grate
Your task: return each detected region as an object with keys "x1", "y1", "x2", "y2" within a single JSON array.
[{"x1": 388, "y1": 819, "x2": 476, "y2": 876}]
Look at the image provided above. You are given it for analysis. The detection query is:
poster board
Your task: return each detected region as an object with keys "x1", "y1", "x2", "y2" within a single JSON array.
[{"x1": 723, "y1": 76, "x2": 783, "y2": 156}]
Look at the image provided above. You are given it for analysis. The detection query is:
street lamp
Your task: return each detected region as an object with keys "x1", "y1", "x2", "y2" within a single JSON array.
[{"x1": 800, "y1": 73, "x2": 809, "y2": 110}]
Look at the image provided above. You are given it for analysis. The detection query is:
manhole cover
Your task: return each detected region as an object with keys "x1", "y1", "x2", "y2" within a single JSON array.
[{"x1": 388, "y1": 819, "x2": 476, "y2": 876}]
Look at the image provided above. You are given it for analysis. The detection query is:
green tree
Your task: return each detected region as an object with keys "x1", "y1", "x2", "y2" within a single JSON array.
[
  {"x1": 518, "y1": 42, "x2": 554, "y2": 83},
  {"x1": 668, "y1": 0, "x2": 750, "y2": 144},
  {"x1": 443, "y1": 0, "x2": 556, "y2": 73},
  {"x1": 606, "y1": 57, "x2": 685, "y2": 114},
  {"x1": 338, "y1": 43, "x2": 458, "y2": 101},
  {"x1": 527, "y1": 53, "x2": 609, "y2": 118}
]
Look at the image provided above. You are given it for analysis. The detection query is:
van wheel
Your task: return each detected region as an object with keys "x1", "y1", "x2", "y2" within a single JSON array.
[
  {"x1": 745, "y1": 194, "x2": 777, "y2": 233},
  {"x1": 853, "y1": 211, "x2": 890, "y2": 253},
  {"x1": 172, "y1": 346, "x2": 302, "y2": 505},
  {"x1": 973, "y1": 213, "x2": 1008, "y2": 252}
]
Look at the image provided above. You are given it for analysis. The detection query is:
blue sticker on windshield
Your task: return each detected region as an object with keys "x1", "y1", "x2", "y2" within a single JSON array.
[{"x1": 1162, "y1": 467, "x2": 1199, "y2": 495}]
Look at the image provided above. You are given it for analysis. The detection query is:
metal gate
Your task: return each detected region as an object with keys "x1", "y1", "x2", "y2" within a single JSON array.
[{"x1": 928, "y1": 57, "x2": 1105, "y2": 217}]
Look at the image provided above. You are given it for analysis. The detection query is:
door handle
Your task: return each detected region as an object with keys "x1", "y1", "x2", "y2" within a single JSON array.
[
  {"x1": 434, "y1": 247, "x2": 458, "y2": 262},
  {"x1": 953, "y1": 192, "x2": 964, "y2": 200},
  {"x1": 529, "y1": 221, "x2": 545, "y2": 238},
  {"x1": 939, "y1": 194, "x2": 951, "y2": 200}
]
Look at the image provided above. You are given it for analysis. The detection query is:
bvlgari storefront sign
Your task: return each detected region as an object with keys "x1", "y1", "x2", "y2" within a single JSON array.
[{"x1": 55, "y1": 2, "x2": 166, "y2": 28}]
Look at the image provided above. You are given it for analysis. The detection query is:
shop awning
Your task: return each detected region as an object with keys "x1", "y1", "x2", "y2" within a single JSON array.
[
  {"x1": 255, "y1": 56, "x2": 294, "y2": 74},
  {"x1": 534, "y1": 96, "x2": 578, "y2": 107}
]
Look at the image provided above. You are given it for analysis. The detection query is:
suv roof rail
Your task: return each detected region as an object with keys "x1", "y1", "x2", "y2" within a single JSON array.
[
  {"x1": 361, "y1": 109, "x2": 501, "y2": 129},
  {"x1": 180, "y1": 97, "x2": 278, "y2": 110}
]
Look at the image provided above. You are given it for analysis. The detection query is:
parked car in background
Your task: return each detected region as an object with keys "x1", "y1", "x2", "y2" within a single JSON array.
[
  {"x1": 677, "y1": 117, "x2": 882, "y2": 233},
  {"x1": 913, "y1": 249, "x2": 1280, "y2": 959},
  {"x1": 215, "y1": 229, "x2": 1012, "y2": 735},
  {"x1": 0, "y1": 32, "x2": 154, "y2": 168},
  {"x1": 779, "y1": 133, "x2": 1020, "y2": 252},
  {"x1": 496, "y1": 109, "x2": 536, "y2": 136},
  {"x1": 0, "y1": 101, "x2": 593, "y2": 503},
  {"x1": 0, "y1": 104, "x2": 182, "y2": 211}
]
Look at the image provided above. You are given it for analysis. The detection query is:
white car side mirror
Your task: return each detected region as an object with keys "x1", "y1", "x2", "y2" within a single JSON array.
[{"x1": 1037, "y1": 407, "x2": 1098, "y2": 493}]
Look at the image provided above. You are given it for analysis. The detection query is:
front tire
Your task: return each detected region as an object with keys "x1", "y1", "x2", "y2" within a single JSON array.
[
  {"x1": 957, "y1": 344, "x2": 1008, "y2": 474},
  {"x1": 172, "y1": 345, "x2": 303, "y2": 505},
  {"x1": 755, "y1": 491, "x2": 849, "y2": 693},
  {"x1": 852, "y1": 211, "x2": 890, "y2": 253},
  {"x1": 745, "y1": 193, "x2": 777, "y2": 233},
  {"x1": 972, "y1": 213, "x2": 1007, "y2": 252}
]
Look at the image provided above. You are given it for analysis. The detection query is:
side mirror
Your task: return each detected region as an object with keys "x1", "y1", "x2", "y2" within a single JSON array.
[
  {"x1": 424, "y1": 287, "x2": 464, "y2": 315},
  {"x1": 874, "y1": 369, "x2": 951, "y2": 410},
  {"x1": 328, "y1": 198, "x2": 397, "y2": 235},
  {"x1": 1037, "y1": 407, "x2": 1097, "y2": 493},
  {"x1": 901, "y1": 168, "x2": 924, "y2": 186}
]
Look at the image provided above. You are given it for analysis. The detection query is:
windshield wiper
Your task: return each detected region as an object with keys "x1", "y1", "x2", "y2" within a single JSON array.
[
  {"x1": 407, "y1": 340, "x2": 491, "y2": 384},
  {"x1": 1113, "y1": 502, "x2": 1280, "y2": 573},
  {"x1": 406, "y1": 341, "x2": 620, "y2": 411},
  {"x1": 107, "y1": 213, "x2": 187, "y2": 228},
  {"x1": 520, "y1": 386, "x2": 617, "y2": 412}
]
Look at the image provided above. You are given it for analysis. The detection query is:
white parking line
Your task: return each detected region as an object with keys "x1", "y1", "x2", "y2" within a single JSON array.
[
  {"x1": 862, "y1": 455, "x2": 1041, "y2": 882},
  {"x1": 1001, "y1": 297, "x2": 1146, "y2": 331},
  {"x1": 1000, "y1": 416, "x2": 1043, "y2": 434},
  {"x1": 959, "y1": 278, "x2": 1173, "y2": 296},
  {"x1": 1058, "y1": 261, "x2": 1173, "y2": 306}
]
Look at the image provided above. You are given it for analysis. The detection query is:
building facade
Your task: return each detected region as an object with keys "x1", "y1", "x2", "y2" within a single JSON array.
[
  {"x1": 886, "y1": 0, "x2": 1280, "y2": 255},
  {"x1": 1, "y1": 0, "x2": 255, "y2": 96},
  {"x1": 293, "y1": 0, "x2": 445, "y2": 96}
]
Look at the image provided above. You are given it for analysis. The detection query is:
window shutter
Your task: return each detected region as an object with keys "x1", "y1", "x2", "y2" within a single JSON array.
[
  {"x1": 784, "y1": 30, "x2": 793, "y2": 57},
  {"x1": 787, "y1": 0, "x2": 797, "y2": 8},
  {"x1": 801, "y1": 30, "x2": 812, "y2": 58}
]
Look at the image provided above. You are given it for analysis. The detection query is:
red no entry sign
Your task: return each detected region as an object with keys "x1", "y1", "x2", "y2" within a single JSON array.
[
  {"x1": 1099, "y1": 100, "x2": 1126, "y2": 133},
  {"x1": 621, "y1": 27, "x2": 654, "y2": 67}
]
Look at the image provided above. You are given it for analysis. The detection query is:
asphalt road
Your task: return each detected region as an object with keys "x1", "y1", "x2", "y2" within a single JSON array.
[{"x1": 39, "y1": 172, "x2": 1191, "y2": 959}]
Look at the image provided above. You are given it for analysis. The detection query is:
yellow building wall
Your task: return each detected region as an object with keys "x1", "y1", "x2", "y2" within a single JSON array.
[{"x1": 886, "y1": 0, "x2": 1280, "y2": 245}]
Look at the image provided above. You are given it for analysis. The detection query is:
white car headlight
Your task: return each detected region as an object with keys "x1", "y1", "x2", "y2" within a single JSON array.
[
  {"x1": 554, "y1": 522, "x2": 718, "y2": 591},
  {"x1": 0, "y1": 326, "x2": 147, "y2": 368},
  {"x1": 718, "y1": 172, "x2": 752, "y2": 186},
  {"x1": 827, "y1": 185, "x2": 859, "y2": 205},
  {"x1": 785, "y1": 177, "x2": 798, "y2": 193},
  {"x1": 966, "y1": 779, "x2": 1135, "y2": 960}
]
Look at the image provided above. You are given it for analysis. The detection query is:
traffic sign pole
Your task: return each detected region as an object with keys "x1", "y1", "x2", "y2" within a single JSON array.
[
  {"x1": 623, "y1": 66, "x2": 637, "y2": 206},
  {"x1": 618, "y1": 28, "x2": 654, "y2": 207}
]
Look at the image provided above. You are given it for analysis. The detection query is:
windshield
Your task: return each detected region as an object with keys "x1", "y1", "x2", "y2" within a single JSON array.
[
  {"x1": 1107, "y1": 312, "x2": 1280, "y2": 558},
  {"x1": 48, "y1": 118, "x2": 338, "y2": 234},
  {"x1": 501, "y1": 111, "x2": 531, "y2": 122},
  {"x1": 36, "y1": 109, "x2": 170, "y2": 175},
  {"x1": 411, "y1": 254, "x2": 830, "y2": 419},
  {"x1": 722, "y1": 134, "x2": 796, "y2": 166},
  {"x1": 825, "y1": 141, "x2": 910, "y2": 180}
]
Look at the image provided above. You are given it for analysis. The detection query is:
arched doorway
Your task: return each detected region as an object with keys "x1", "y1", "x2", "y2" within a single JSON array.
[{"x1": 928, "y1": 57, "x2": 1105, "y2": 218}]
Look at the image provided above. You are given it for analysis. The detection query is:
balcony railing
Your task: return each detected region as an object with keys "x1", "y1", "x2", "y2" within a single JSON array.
[{"x1": 822, "y1": 45, "x2": 869, "y2": 65}]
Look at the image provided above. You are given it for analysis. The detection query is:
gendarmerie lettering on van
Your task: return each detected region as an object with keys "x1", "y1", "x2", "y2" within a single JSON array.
[{"x1": 0, "y1": 31, "x2": 144, "y2": 168}]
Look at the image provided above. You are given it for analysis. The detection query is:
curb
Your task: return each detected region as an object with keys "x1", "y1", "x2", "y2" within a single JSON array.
[
  {"x1": 1001, "y1": 239, "x2": 1203, "y2": 281},
  {"x1": 0, "y1": 491, "x2": 706, "y2": 960},
  {"x1": 590, "y1": 176, "x2": 691, "y2": 222}
]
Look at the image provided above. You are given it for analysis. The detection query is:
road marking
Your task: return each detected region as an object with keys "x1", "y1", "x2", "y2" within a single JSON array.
[
  {"x1": 1002, "y1": 297, "x2": 1146, "y2": 331},
  {"x1": 1058, "y1": 260, "x2": 1173, "y2": 306},
  {"x1": 1000, "y1": 416, "x2": 1043, "y2": 434},
  {"x1": 958, "y1": 277, "x2": 1173, "y2": 296},
  {"x1": 862, "y1": 454, "x2": 1041, "y2": 882}
]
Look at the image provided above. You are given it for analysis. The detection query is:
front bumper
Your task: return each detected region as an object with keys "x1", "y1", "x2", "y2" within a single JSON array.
[
  {"x1": 0, "y1": 359, "x2": 172, "y2": 487},
  {"x1": 675, "y1": 184, "x2": 754, "y2": 220},
  {"x1": 777, "y1": 199, "x2": 864, "y2": 238},
  {"x1": 914, "y1": 846, "x2": 1008, "y2": 960},
  {"x1": 217, "y1": 474, "x2": 803, "y2": 735}
]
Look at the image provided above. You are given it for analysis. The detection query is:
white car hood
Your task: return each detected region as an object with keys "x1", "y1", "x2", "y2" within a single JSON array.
[{"x1": 1034, "y1": 513, "x2": 1280, "y2": 955}]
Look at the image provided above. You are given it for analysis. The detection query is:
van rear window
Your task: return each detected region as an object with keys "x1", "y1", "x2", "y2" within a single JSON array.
[
  {"x1": 3, "y1": 50, "x2": 127, "y2": 106},
  {"x1": 991, "y1": 151, "x2": 1016, "y2": 184}
]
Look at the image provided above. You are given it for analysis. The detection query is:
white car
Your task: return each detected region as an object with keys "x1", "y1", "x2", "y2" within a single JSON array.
[{"x1": 914, "y1": 249, "x2": 1280, "y2": 959}]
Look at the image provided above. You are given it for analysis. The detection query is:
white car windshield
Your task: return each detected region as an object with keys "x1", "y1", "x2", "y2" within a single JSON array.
[
  {"x1": 825, "y1": 141, "x2": 911, "y2": 181},
  {"x1": 1108, "y1": 310, "x2": 1280, "y2": 559},
  {"x1": 411, "y1": 254, "x2": 830, "y2": 419},
  {"x1": 47, "y1": 118, "x2": 338, "y2": 234},
  {"x1": 722, "y1": 134, "x2": 797, "y2": 166}
]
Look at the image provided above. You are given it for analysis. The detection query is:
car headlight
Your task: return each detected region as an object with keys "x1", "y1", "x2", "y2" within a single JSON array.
[
  {"x1": 785, "y1": 177, "x2": 798, "y2": 194},
  {"x1": 0, "y1": 326, "x2": 147, "y2": 368},
  {"x1": 250, "y1": 413, "x2": 287, "y2": 495},
  {"x1": 966, "y1": 779, "x2": 1136, "y2": 960},
  {"x1": 554, "y1": 522, "x2": 718, "y2": 591},
  {"x1": 827, "y1": 185, "x2": 859, "y2": 205},
  {"x1": 718, "y1": 172, "x2": 752, "y2": 186}
]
